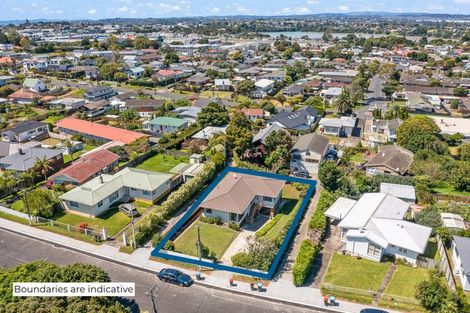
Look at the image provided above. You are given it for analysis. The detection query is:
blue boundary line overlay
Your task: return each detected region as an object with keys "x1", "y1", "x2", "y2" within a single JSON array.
[{"x1": 151, "y1": 166, "x2": 317, "y2": 280}]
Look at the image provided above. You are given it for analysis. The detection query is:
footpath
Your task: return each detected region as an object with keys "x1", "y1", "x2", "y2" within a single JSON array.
[{"x1": 0, "y1": 217, "x2": 401, "y2": 313}]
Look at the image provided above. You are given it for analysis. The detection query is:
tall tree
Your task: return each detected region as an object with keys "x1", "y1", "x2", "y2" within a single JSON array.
[
  {"x1": 197, "y1": 102, "x2": 229, "y2": 127},
  {"x1": 396, "y1": 115, "x2": 443, "y2": 153},
  {"x1": 226, "y1": 111, "x2": 253, "y2": 156},
  {"x1": 35, "y1": 157, "x2": 53, "y2": 182}
]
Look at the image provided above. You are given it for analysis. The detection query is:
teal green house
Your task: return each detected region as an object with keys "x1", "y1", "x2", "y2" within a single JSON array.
[{"x1": 143, "y1": 116, "x2": 188, "y2": 134}]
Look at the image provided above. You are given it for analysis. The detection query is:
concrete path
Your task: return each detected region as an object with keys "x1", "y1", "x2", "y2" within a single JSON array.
[{"x1": 279, "y1": 183, "x2": 322, "y2": 281}]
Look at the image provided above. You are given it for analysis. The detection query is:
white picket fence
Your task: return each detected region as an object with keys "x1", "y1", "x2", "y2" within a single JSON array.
[{"x1": 0, "y1": 205, "x2": 30, "y2": 219}]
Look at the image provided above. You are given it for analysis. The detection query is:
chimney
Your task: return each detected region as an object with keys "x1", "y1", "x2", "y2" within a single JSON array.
[
  {"x1": 99, "y1": 174, "x2": 104, "y2": 184},
  {"x1": 18, "y1": 148, "x2": 24, "y2": 155}
]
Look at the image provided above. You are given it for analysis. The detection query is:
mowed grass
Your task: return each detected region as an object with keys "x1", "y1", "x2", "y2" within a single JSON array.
[
  {"x1": 384, "y1": 265, "x2": 429, "y2": 297},
  {"x1": 323, "y1": 254, "x2": 390, "y2": 291},
  {"x1": 54, "y1": 208, "x2": 132, "y2": 236},
  {"x1": 433, "y1": 182, "x2": 470, "y2": 197},
  {"x1": 137, "y1": 154, "x2": 189, "y2": 173},
  {"x1": 174, "y1": 222, "x2": 238, "y2": 259}
]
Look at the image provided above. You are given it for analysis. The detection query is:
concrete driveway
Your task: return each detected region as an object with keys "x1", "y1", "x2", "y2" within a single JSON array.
[{"x1": 220, "y1": 215, "x2": 269, "y2": 265}]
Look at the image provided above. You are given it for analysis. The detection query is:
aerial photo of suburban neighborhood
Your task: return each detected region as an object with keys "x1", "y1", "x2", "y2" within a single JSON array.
[{"x1": 0, "y1": 1, "x2": 469, "y2": 312}]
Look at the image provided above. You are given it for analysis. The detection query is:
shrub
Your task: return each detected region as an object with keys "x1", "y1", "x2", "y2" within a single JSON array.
[
  {"x1": 200, "y1": 216, "x2": 222, "y2": 225},
  {"x1": 78, "y1": 222, "x2": 88, "y2": 231},
  {"x1": 292, "y1": 240, "x2": 320, "y2": 286},
  {"x1": 255, "y1": 214, "x2": 283, "y2": 238},
  {"x1": 228, "y1": 222, "x2": 240, "y2": 231},
  {"x1": 308, "y1": 190, "x2": 339, "y2": 239},
  {"x1": 164, "y1": 240, "x2": 175, "y2": 251}
]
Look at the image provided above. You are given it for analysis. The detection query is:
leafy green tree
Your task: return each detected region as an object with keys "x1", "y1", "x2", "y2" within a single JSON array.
[
  {"x1": 382, "y1": 84, "x2": 396, "y2": 99},
  {"x1": 318, "y1": 161, "x2": 344, "y2": 191},
  {"x1": 114, "y1": 72, "x2": 127, "y2": 82},
  {"x1": 197, "y1": 102, "x2": 229, "y2": 127},
  {"x1": 264, "y1": 130, "x2": 293, "y2": 154},
  {"x1": 164, "y1": 52, "x2": 179, "y2": 66},
  {"x1": 0, "y1": 261, "x2": 129, "y2": 312},
  {"x1": 416, "y1": 270, "x2": 459, "y2": 313},
  {"x1": 285, "y1": 61, "x2": 309, "y2": 81},
  {"x1": 264, "y1": 146, "x2": 290, "y2": 172},
  {"x1": 458, "y1": 143, "x2": 470, "y2": 161},
  {"x1": 133, "y1": 36, "x2": 150, "y2": 49},
  {"x1": 226, "y1": 111, "x2": 253, "y2": 156},
  {"x1": 237, "y1": 80, "x2": 256, "y2": 97},
  {"x1": 304, "y1": 96, "x2": 325, "y2": 115},
  {"x1": 26, "y1": 188, "x2": 59, "y2": 218},
  {"x1": 396, "y1": 116, "x2": 443, "y2": 153}
]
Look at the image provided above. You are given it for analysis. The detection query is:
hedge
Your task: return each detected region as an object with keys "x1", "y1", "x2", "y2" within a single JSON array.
[
  {"x1": 292, "y1": 240, "x2": 320, "y2": 286},
  {"x1": 308, "y1": 190, "x2": 339, "y2": 239}
]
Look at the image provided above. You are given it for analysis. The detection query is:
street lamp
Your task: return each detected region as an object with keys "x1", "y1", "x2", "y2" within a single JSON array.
[
  {"x1": 196, "y1": 225, "x2": 202, "y2": 272},
  {"x1": 131, "y1": 209, "x2": 137, "y2": 249},
  {"x1": 145, "y1": 284, "x2": 159, "y2": 313}
]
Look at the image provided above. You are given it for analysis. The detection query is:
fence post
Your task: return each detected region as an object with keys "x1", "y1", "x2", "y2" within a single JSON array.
[
  {"x1": 122, "y1": 232, "x2": 127, "y2": 246},
  {"x1": 67, "y1": 224, "x2": 70, "y2": 232},
  {"x1": 102, "y1": 228, "x2": 107, "y2": 241},
  {"x1": 84, "y1": 229, "x2": 88, "y2": 236},
  {"x1": 50, "y1": 220, "x2": 53, "y2": 227}
]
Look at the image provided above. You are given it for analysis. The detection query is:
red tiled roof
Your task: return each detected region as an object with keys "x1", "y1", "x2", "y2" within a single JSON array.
[
  {"x1": 243, "y1": 108, "x2": 264, "y2": 116},
  {"x1": 8, "y1": 89, "x2": 36, "y2": 99},
  {"x1": 56, "y1": 118, "x2": 148, "y2": 144},
  {"x1": 157, "y1": 69, "x2": 183, "y2": 77},
  {"x1": 50, "y1": 149, "x2": 120, "y2": 185}
]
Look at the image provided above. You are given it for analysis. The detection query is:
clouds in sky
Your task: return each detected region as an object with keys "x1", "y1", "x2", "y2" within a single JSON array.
[{"x1": 0, "y1": 0, "x2": 469, "y2": 20}]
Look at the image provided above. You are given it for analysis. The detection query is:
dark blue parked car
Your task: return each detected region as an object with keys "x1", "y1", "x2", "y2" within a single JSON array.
[
  {"x1": 360, "y1": 309, "x2": 389, "y2": 313},
  {"x1": 157, "y1": 268, "x2": 193, "y2": 287}
]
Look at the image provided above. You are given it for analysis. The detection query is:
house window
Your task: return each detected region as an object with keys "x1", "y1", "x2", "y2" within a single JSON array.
[
  {"x1": 131, "y1": 188, "x2": 137, "y2": 191},
  {"x1": 97, "y1": 200, "x2": 103, "y2": 207},
  {"x1": 263, "y1": 196, "x2": 273, "y2": 202},
  {"x1": 69, "y1": 201, "x2": 79, "y2": 208},
  {"x1": 205, "y1": 208, "x2": 212, "y2": 214},
  {"x1": 367, "y1": 243, "x2": 381, "y2": 257},
  {"x1": 398, "y1": 247, "x2": 408, "y2": 253},
  {"x1": 143, "y1": 190, "x2": 151, "y2": 196},
  {"x1": 230, "y1": 213, "x2": 237, "y2": 221},
  {"x1": 108, "y1": 191, "x2": 119, "y2": 203}
]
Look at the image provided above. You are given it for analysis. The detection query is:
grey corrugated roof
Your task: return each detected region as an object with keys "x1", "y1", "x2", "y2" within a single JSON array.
[
  {"x1": 252, "y1": 124, "x2": 283, "y2": 143},
  {"x1": 0, "y1": 147, "x2": 62, "y2": 171},
  {"x1": 292, "y1": 133, "x2": 329, "y2": 156},
  {"x1": 3, "y1": 121, "x2": 46, "y2": 135},
  {"x1": 454, "y1": 236, "x2": 470, "y2": 274}
]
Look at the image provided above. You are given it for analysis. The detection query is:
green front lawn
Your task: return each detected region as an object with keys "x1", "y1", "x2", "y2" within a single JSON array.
[
  {"x1": 136, "y1": 154, "x2": 189, "y2": 173},
  {"x1": 174, "y1": 221, "x2": 238, "y2": 259},
  {"x1": 323, "y1": 254, "x2": 390, "y2": 291},
  {"x1": 54, "y1": 208, "x2": 132, "y2": 237},
  {"x1": 384, "y1": 265, "x2": 429, "y2": 298}
]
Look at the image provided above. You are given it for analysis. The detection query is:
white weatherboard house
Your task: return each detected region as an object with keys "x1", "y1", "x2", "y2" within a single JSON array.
[
  {"x1": 452, "y1": 236, "x2": 470, "y2": 291},
  {"x1": 200, "y1": 172, "x2": 286, "y2": 225},
  {"x1": 325, "y1": 193, "x2": 432, "y2": 264},
  {"x1": 290, "y1": 133, "x2": 330, "y2": 174},
  {"x1": 60, "y1": 168, "x2": 177, "y2": 217}
]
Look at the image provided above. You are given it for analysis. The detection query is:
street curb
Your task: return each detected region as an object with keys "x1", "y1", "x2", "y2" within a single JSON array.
[{"x1": 0, "y1": 224, "x2": 348, "y2": 313}]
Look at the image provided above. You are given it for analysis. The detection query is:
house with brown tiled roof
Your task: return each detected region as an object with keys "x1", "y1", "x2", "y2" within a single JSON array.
[
  {"x1": 364, "y1": 145, "x2": 414, "y2": 176},
  {"x1": 200, "y1": 172, "x2": 286, "y2": 225},
  {"x1": 49, "y1": 149, "x2": 120, "y2": 187}
]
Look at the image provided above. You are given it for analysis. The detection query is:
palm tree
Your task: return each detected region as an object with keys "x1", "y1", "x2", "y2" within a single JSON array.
[
  {"x1": 35, "y1": 157, "x2": 53, "y2": 182},
  {"x1": 335, "y1": 88, "x2": 353, "y2": 114},
  {"x1": 19, "y1": 169, "x2": 36, "y2": 188},
  {"x1": 63, "y1": 139, "x2": 74, "y2": 162}
]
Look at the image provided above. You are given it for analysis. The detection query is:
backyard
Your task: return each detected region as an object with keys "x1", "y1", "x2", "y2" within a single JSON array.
[
  {"x1": 136, "y1": 154, "x2": 189, "y2": 173},
  {"x1": 174, "y1": 221, "x2": 238, "y2": 260}
]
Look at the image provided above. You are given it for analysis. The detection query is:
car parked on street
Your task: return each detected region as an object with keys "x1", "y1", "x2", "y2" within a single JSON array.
[
  {"x1": 157, "y1": 268, "x2": 193, "y2": 287},
  {"x1": 359, "y1": 309, "x2": 389, "y2": 313}
]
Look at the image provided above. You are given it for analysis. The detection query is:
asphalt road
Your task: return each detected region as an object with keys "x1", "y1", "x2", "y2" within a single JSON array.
[{"x1": 0, "y1": 229, "x2": 321, "y2": 313}]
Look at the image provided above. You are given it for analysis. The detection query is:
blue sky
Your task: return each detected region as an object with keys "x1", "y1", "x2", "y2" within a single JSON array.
[{"x1": 1, "y1": 0, "x2": 470, "y2": 20}]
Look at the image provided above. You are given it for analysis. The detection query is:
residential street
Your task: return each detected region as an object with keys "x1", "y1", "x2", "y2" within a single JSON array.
[{"x1": 0, "y1": 229, "x2": 321, "y2": 313}]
